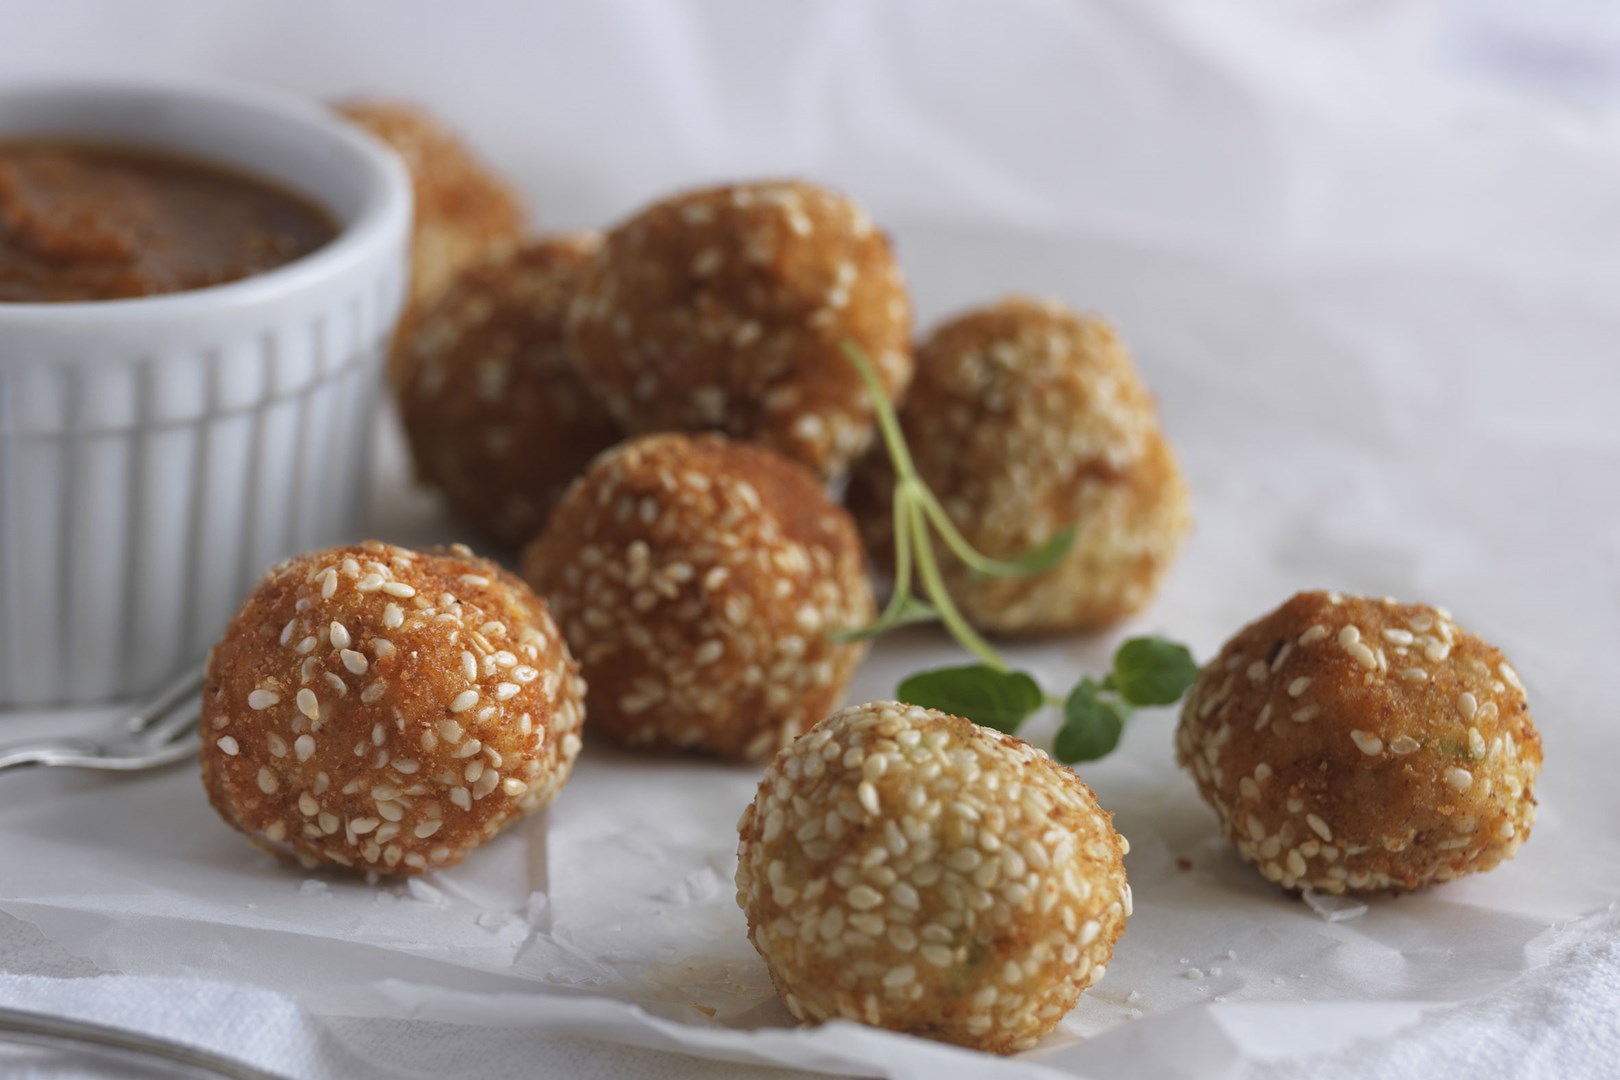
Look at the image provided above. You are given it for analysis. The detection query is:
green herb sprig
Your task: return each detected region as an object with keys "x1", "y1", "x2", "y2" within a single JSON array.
[{"x1": 835, "y1": 343, "x2": 1198, "y2": 762}]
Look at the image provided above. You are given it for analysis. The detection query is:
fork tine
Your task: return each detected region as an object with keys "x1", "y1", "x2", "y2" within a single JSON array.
[{"x1": 125, "y1": 668, "x2": 205, "y2": 735}]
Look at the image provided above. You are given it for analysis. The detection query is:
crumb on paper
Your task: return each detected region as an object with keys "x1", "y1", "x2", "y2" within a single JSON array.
[
  {"x1": 299, "y1": 880, "x2": 329, "y2": 897},
  {"x1": 693, "y1": 1004, "x2": 717, "y2": 1017},
  {"x1": 1302, "y1": 887, "x2": 1369, "y2": 923},
  {"x1": 1126, "y1": 990, "x2": 1141, "y2": 1003},
  {"x1": 1176, "y1": 857, "x2": 1193, "y2": 871}
]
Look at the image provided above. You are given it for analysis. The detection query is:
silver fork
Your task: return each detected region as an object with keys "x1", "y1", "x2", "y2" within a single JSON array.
[{"x1": 0, "y1": 669, "x2": 203, "y2": 773}]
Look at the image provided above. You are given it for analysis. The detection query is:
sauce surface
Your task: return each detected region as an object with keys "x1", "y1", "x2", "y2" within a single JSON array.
[{"x1": 0, "y1": 142, "x2": 337, "y2": 302}]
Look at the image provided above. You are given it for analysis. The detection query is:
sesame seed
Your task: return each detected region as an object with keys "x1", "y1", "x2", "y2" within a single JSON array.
[
  {"x1": 296, "y1": 688, "x2": 319, "y2": 720},
  {"x1": 1425, "y1": 641, "x2": 1451, "y2": 663},
  {"x1": 1445, "y1": 767, "x2": 1474, "y2": 792},
  {"x1": 1246, "y1": 661, "x2": 1268, "y2": 683},
  {"x1": 846, "y1": 885, "x2": 884, "y2": 910},
  {"x1": 1390, "y1": 735, "x2": 1421, "y2": 755},
  {"x1": 1500, "y1": 662, "x2": 1523, "y2": 690},
  {"x1": 294, "y1": 735, "x2": 315, "y2": 762},
  {"x1": 247, "y1": 690, "x2": 280, "y2": 711},
  {"x1": 1299, "y1": 625, "x2": 1329, "y2": 646},
  {"x1": 1396, "y1": 667, "x2": 1429, "y2": 682},
  {"x1": 320, "y1": 570, "x2": 338, "y2": 599},
  {"x1": 502, "y1": 777, "x2": 528, "y2": 796},
  {"x1": 350, "y1": 817, "x2": 380, "y2": 835},
  {"x1": 1382, "y1": 628, "x2": 1414, "y2": 645},
  {"x1": 857, "y1": 781, "x2": 881, "y2": 816},
  {"x1": 883, "y1": 965, "x2": 916, "y2": 989},
  {"x1": 1291, "y1": 704, "x2": 1320, "y2": 723},
  {"x1": 1288, "y1": 676, "x2": 1312, "y2": 698},
  {"x1": 257, "y1": 767, "x2": 278, "y2": 794},
  {"x1": 1350, "y1": 730, "x2": 1384, "y2": 755},
  {"x1": 381, "y1": 582, "x2": 416, "y2": 598},
  {"x1": 1338, "y1": 625, "x2": 1361, "y2": 647},
  {"x1": 460, "y1": 574, "x2": 490, "y2": 588},
  {"x1": 341, "y1": 649, "x2": 368, "y2": 675},
  {"x1": 920, "y1": 944, "x2": 953, "y2": 967},
  {"x1": 1458, "y1": 692, "x2": 1478, "y2": 720},
  {"x1": 296, "y1": 636, "x2": 317, "y2": 655},
  {"x1": 361, "y1": 682, "x2": 387, "y2": 704},
  {"x1": 329, "y1": 621, "x2": 351, "y2": 649},
  {"x1": 414, "y1": 820, "x2": 443, "y2": 838},
  {"x1": 216, "y1": 736, "x2": 239, "y2": 756},
  {"x1": 450, "y1": 690, "x2": 479, "y2": 713},
  {"x1": 439, "y1": 720, "x2": 466, "y2": 743},
  {"x1": 1306, "y1": 814, "x2": 1333, "y2": 842},
  {"x1": 460, "y1": 651, "x2": 478, "y2": 683},
  {"x1": 383, "y1": 603, "x2": 404, "y2": 629},
  {"x1": 1469, "y1": 727, "x2": 1487, "y2": 757},
  {"x1": 298, "y1": 792, "x2": 319, "y2": 816},
  {"x1": 449, "y1": 787, "x2": 471, "y2": 810},
  {"x1": 1348, "y1": 642, "x2": 1378, "y2": 669}
]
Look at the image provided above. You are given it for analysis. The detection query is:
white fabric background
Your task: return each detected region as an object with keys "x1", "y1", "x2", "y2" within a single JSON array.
[{"x1": 1, "y1": 1, "x2": 1618, "y2": 1078}]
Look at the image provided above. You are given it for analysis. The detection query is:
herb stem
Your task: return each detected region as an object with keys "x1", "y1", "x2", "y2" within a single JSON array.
[
  {"x1": 909, "y1": 498, "x2": 1008, "y2": 672},
  {"x1": 842, "y1": 342, "x2": 918, "y2": 480}
]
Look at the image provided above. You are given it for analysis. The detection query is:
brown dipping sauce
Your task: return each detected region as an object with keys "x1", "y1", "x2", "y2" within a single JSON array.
[{"x1": 0, "y1": 142, "x2": 337, "y2": 302}]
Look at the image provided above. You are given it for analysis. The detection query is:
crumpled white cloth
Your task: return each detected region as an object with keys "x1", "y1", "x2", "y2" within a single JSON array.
[{"x1": 3, "y1": 0, "x2": 1620, "y2": 1078}]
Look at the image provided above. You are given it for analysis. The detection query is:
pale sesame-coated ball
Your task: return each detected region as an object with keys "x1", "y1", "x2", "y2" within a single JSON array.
[
  {"x1": 521, "y1": 433, "x2": 873, "y2": 761},
  {"x1": 395, "y1": 235, "x2": 622, "y2": 549},
  {"x1": 200, "y1": 541, "x2": 585, "y2": 876},
  {"x1": 736, "y1": 702, "x2": 1130, "y2": 1054},
  {"x1": 1177, "y1": 591, "x2": 1542, "y2": 895},
  {"x1": 847, "y1": 297, "x2": 1190, "y2": 635},
  {"x1": 336, "y1": 99, "x2": 527, "y2": 306},
  {"x1": 565, "y1": 179, "x2": 912, "y2": 478}
]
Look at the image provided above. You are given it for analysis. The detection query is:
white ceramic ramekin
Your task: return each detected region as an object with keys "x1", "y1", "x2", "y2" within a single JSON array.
[{"x1": 0, "y1": 78, "x2": 412, "y2": 708}]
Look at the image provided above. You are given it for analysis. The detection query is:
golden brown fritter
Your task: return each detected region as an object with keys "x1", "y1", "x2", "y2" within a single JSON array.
[
  {"x1": 1177, "y1": 591, "x2": 1541, "y2": 894},
  {"x1": 736, "y1": 702, "x2": 1130, "y2": 1054},
  {"x1": 522, "y1": 433, "x2": 873, "y2": 760},
  {"x1": 336, "y1": 99, "x2": 527, "y2": 305},
  {"x1": 394, "y1": 235, "x2": 622, "y2": 549},
  {"x1": 847, "y1": 297, "x2": 1190, "y2": 635},
  {"x1": 200, "y1": 541, "x2": 584, "y2": 876},
  {"x1": 565, "y1": 180, "x2": 912, "y2": 478}
]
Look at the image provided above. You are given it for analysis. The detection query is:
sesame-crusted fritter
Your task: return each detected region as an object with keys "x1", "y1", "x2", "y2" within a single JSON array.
[
  {"x1": 1177, "y1": 591, "x2": 1542, "y2": 894},
  {"x1": 847, "y1": 297, "x2": 1190, "y2": 635},
  {"x1": 336, "y1": 99, "x2": 526, "y2": 306},
  {"x1": 395, "y1": 235, "x2": 622, "y2": 550},
  {"x1": 522, "y1": 433, "x2": 873, "y2": 761},
  {"x1": 200, "y1": 541, "x2": 584, "y2": 876},
  {"x1": 736, "y1": 702, "x2": 1129, "y2": 1054},
  {"x1": 565, "y1": 180, "x2": 912, "y2": 478}
]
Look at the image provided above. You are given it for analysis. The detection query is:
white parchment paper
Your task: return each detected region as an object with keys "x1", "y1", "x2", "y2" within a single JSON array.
[{"x1": 2, "y1": 1, "x2": 1618, "y2": 1077}]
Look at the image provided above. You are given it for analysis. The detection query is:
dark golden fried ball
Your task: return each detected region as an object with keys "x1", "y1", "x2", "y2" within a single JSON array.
[
  {"x1": 200, "y1": 541, "x2": 585, "y2": 876},
  {"x1": 1177, "y1": 591, "x2": 1542, "y2": 894},
  {"x1": 336, "y1": 99, "x2": 527, "y2": 305},
  {"x1": 736, "y1": 702, "x2": 1130, "y2": 1054},
  {"x1": 847, "y1": 297, "x2": 1190, "y2": 635},
  {"x1": 522, "y1": 433, "x2": 873, "y2": 760},
  {"x1": 565, "y1": 180, "x2": 912, "y2": 478},
  {"x1": 394, "y1": 235, "x2": 622, "y2": 549}
]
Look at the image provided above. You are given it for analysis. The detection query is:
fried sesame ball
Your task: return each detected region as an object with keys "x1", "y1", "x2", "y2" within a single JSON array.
[
  {"x1": 336, "y1": 99, "x2": 527, "y2": 305},
  {"x1": 846, "y1": 297, "x2": 1191, "y2": 635},
  {"x1": 565, "y1": 179, "x2": 912, "y2": 478},
  {"x1": 200, "y1": 541, "x2": 585, "y2": 877},
  {"x1": 736, "y1": 702, "x2": 1130, "y2": 1054},
  {"x1": 521, "y1": 433, "x2": 873, "y2": 761},
  {"x1": 1176, "y1": 591, "x2": 1542, "y2": 895},
  {"x1": 394, "y1": 235, "x2": 622, "y2": 549}
]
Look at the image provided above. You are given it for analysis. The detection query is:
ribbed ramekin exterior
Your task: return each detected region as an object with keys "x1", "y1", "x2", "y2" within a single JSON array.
[{"x1": 0, "y1": 263, "x2": 407, "y2": 707}]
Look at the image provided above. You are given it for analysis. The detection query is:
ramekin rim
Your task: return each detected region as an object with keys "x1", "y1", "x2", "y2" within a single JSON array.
[{"x1": 0, "y1": 74, "x2": 412, "y2": 327}]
